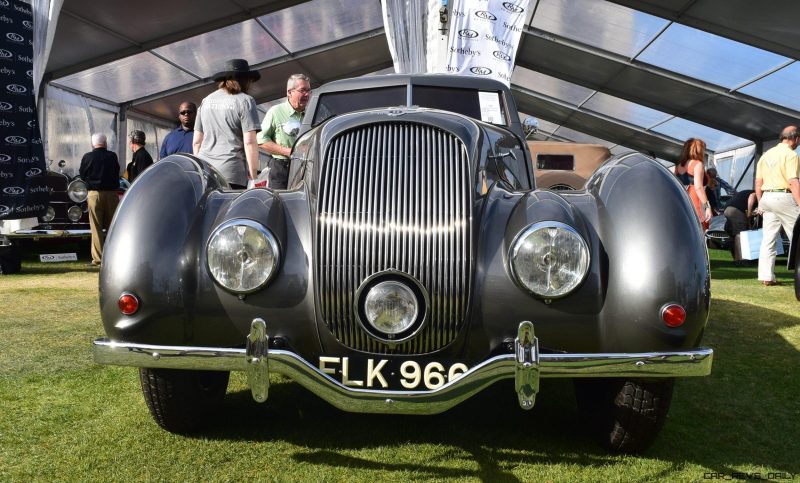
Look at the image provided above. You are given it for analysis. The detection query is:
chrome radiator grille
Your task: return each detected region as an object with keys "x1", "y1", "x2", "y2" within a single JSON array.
[{"x1": 316, "y1": 123, "x2": 472, "y2": 354}]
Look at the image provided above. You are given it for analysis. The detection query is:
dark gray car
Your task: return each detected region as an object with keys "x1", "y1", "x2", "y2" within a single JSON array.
[{"x1": 92, "y1": 74, "x2": 713, "y2": 453}]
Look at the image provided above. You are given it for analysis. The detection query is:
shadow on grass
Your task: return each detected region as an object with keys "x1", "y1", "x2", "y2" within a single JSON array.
[
  {"x1": 708, "y1": 248, "x2": 793, "y2": 282},
  {"x1": 209, "y1": 379, "x2": 607, "y2": 481},
  {"x1": 175, "y1": 294, "x2": 800, "y2": 481}
]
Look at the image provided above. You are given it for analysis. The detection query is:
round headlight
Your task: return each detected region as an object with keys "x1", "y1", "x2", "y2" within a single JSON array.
[
  {"x1": 41, "y1": 205, "x2": 55, "y2": 222},
  {"x1": 67, "y1": 179, "x2": 88, "y2": 203},
  {"x1": 509, "y1": 221, "x2": 590, "y2": 298},
  {"x1": 67, "y1": 205, "x2": 83, "y2": 222},
  {"x1": 364, "y1": 281, "x2": 419, "y2": 335},
  {"x1": 206, "y1": 219, "x2": 279, "y2": 294}
]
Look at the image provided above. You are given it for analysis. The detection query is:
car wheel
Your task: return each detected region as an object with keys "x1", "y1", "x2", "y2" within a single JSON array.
[
  {"x1": 573, "y1": 378, "x2": 674, "y2": 453},
  {"x1": 0, "y1": 247, "x2": 22, "y2": 275},
  {"x1": 139, "y1": 368, "x2": 229, "y2": 433}
]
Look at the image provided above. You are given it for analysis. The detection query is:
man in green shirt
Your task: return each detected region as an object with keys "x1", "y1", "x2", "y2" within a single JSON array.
[{"x1": 257, "y1": 74, "x2": 312, "y2": 189}]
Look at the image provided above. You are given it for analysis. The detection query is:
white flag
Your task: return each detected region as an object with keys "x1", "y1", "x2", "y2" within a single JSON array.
[{"x1": 438, "y1": 0, "x2": 531, "y2": 86}]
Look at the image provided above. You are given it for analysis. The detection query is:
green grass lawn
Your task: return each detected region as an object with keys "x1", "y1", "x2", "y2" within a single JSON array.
[{"x1": 1, "y1": 249, "x2": 798, "y2": 482}]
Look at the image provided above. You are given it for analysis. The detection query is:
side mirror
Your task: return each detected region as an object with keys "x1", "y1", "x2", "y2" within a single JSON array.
[{"x1": 523, "y1": 117, "x2": 539, "y2": 139}]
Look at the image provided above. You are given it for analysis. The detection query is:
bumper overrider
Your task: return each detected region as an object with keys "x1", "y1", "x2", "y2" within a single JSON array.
[{"x1": 92, "y1": 320, "x2": 713, "y2": 415}]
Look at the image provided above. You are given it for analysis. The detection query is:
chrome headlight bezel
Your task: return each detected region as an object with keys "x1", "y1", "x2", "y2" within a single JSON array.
[
  {"x1": 67, "y1": 205, "x2": 83, "y2": 222},
  {"x1": 205, "y1": 219, "x2": 280, "y2": 294},
  {"x1": 67, "y1": 179, "x2": 88, "y2": 203},
  {"x1": 508, "y1": 221, "x2": 590, "y2": 299},
  {"x1": 41, "y1": 205, "x2": 55, "y2": 222}
]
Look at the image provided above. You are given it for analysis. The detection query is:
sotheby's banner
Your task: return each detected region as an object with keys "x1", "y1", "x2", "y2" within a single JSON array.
[
  {"x1": 441, "y1": 0, "x2": 530, "y2": 86},
  {"x1": 0, "y1": 0, "x2": 48, "y2": 221}
]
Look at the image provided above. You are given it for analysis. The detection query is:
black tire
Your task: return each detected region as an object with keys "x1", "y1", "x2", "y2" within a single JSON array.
[
  {"x1": 574, "y1": 378, "x2": 674, "y2": 453},
  {"x1": 0, "y1": 246, "x2": 22, "y2": 275},
  {"x1": 139, "y1": 368, "x2": 229, "y2": 433}
]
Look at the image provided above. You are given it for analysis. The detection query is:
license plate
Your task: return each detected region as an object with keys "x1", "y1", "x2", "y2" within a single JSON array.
[
  {"x1": 319, "y1": 356, "x2": 469, "y2": 390},
  {"x1": 39, "y1": 253, "x2": 78, "y2": 262}
]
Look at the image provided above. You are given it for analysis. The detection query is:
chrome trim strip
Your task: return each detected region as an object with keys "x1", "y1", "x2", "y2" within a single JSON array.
[
  {"x1": 92, "y1": 339, "x2": 713, "y2": 415},
  {"x1": 9, "y1": 229, "x2": 91, "y2": 237}
]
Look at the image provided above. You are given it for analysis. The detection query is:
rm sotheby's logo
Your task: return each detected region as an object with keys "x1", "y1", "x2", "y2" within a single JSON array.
[
  {"x1": 3, "y1": 186, "x2": 24, "y2": 196},
  {"x1": 5, "y1": 32, "x2": 24, "y2": 43},
  {"x1": 0, "y1": 101, "x2": 12, "y2": 111},
  {"x1": 0, "y1": 205, "x2": 11, "y2": 216},
  {"x1": 5, "y1": 135, "x2": 26, "y2": 144},
  {"x1": 22, "y1": 20, "x2": 32, "y2": 29},
  {"x1": 0, "y1": 0, "x2": 9, "y2": 8},
  {"x1": 25, "y1": 167, "x2": 42, "y2": 177},
  {"x1": 502, "y1": 2, "x2": 525, "y2": 13},
  {"x1": 493, "y1": 51, "x2": 512, "y2": 62},
  {"x1": 0, "y1": 153, "x2": 11, "y2": 162},
  {"x1": 458, "y1": 29, "x2": 479, "y2": 39},
  {"x1": 0, "y1": 49, "x2": 12, "y2": 59},
  {"x1": 475, "y1": 10, "x2": 497, "y2": 21},
  {"x1": 6, "y1": 83, "x2": 26, "y2": 94},
  {"x1": 470, "y1": 66, "x2": 492, "y2": 76}
]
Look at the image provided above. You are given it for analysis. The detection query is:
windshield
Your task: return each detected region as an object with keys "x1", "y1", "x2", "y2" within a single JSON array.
[{"x1": 312, "y1": 85, "x2": 508, "y2": 126}]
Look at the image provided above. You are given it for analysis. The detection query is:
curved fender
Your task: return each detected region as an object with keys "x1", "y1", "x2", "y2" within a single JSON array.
[
  {"x1": 99, "y1": 154, "x2": 227, "y2": 343},
  {"x1": 586, "y1": 153, "x2": 710, "y2": 351}
]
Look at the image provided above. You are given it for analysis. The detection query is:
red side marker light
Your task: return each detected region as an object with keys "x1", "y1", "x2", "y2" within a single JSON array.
[
  {"x1": 661, "y1": 304, "x2": 686, "y2": 328},
  {"x1": 118, "y1": 293, "x2": 140, "y2": 315}
]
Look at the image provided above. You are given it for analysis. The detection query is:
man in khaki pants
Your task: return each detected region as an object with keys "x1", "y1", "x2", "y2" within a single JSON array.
[
  {"x1": 755, "y1": 125, "x2": 800, "y2": 285},
  {"x1": 79, "y1": 133, "x2": 120, "y2": 267}
]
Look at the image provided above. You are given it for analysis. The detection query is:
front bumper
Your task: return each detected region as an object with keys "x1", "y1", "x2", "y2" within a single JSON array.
[
  {"x1": 8, "y1": 229, "x2": 91, "y2": 238},
  {"x1": 92, "y1": 320, "x2": 713, "y2": 415}
]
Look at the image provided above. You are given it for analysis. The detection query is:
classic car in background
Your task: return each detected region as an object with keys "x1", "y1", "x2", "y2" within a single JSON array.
[
  {"x1": 0, "y1": 160, "x2": 128, "y2": 274},
  {"x1": 92, "y1": 74, "x2": 713, "y2": 453},
  {"x1": 792, "y1": 213, "x2": 799, "y2": 300},
  {"x1": 528, "y1": 141, "x2": 612, "y2": 191}
]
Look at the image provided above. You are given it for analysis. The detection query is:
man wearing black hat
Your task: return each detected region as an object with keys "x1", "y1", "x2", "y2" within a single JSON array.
[
  {"x1": 126, "y1": 130, "x2": 153, "y2": 184},
  {"x1": 192, "y1": 59, "x2": 261, "y2": 189}
]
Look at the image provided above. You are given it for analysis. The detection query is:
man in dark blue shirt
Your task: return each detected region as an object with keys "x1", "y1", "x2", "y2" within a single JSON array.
[{"x1": 159, "y1": 101, "x2": 196, "y2": 158}]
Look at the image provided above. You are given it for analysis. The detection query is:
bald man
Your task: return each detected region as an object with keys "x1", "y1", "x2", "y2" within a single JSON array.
[
  {"x1": 755, "y1": 125, "x2": 800, "y2": 285},
  {"x1": 79, "y1": 133, "x2": 120, "y2": 267}
]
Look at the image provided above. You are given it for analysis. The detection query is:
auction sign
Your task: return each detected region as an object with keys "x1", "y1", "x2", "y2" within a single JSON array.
[
  {"x1": 442, "y1": 0, "x2": 531, "y2": 86},
  {"x1": 0, "y1": 0, "x2": 48, "y2": 221}
]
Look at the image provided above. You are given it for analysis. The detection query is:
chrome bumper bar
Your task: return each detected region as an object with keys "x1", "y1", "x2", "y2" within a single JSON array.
[
  {"x1": 92, "y1": 320, "x2": 713, "y2": 415},
  {"x1": 9, "y1": 229, "x2": 91, "y2": 238}
]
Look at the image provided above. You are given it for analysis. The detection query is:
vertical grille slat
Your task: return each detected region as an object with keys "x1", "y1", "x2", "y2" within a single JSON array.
[{"x1": 317, "y1": 122, "x2": 472, "y2": 354}]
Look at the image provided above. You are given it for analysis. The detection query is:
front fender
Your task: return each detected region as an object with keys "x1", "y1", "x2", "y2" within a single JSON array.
[
  {"x1": 586, "y1": 153, "x2": 710, "y2": 350},
  {"x1": 100, "y1": 154, "x2": 224, "y2": 343}
]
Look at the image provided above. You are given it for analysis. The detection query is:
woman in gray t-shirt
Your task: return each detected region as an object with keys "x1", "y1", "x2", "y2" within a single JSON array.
[{"x1": 193, "y1": 59, "x2": 261, "y2": 189}]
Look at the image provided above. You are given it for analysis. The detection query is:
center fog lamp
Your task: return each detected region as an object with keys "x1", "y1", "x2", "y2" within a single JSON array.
[
  {"x1": 206, "y1": 219, "x2": 279, "y2": 294},
  {"x1": 364, "y1": 281, "x2": 419, "y2": 335},
  {"x1": 509, "y1": 221, "x2": 589, "y2": 298}
]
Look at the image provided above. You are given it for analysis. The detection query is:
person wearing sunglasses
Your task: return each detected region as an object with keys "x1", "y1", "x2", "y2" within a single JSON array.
[
  {"x1": 257, "y1": 73, "x2": 311, "y2": 189},
  {"x1": 159, "y1": 101, "x2": 197, "y2": 159}
]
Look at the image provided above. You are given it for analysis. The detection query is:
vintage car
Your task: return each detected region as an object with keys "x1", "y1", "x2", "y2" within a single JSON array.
[
  {"x1": 0, "y1": 160, "x2": 130, "y2": 274},
  {"x1": 529, "y1": 141, "x2": 611, "y2": 191},
  {"x1": 792, "y1": 214, "x2": 800, "y2": 300},
  {"x1": 92, "y1": 74, "x2": 713, "y2": 453},
  {"x1": 1, "y1": 160, "x2": 91, "y2": 274}
]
